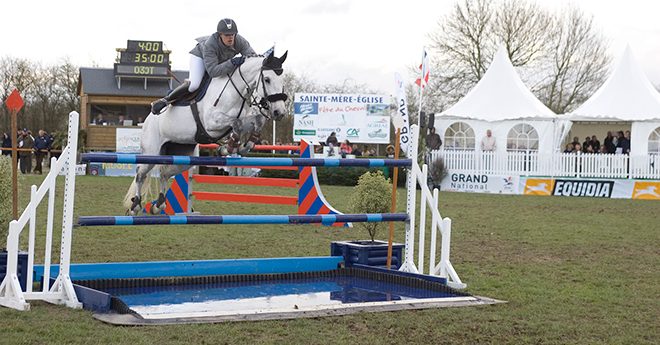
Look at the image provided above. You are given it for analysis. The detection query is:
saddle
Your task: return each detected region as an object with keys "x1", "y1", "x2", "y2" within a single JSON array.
[{"x1": 170, "y1": 74, "x2": 229, "y2": 144}]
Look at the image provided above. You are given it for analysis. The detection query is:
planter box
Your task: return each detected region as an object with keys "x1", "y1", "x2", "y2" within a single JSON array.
[
  {"x1": 0, "y1": 251, "x2": 29, "y2": 292},
  {"x1": 331, "y1": 240, "x2": 405, "y2": 270}
]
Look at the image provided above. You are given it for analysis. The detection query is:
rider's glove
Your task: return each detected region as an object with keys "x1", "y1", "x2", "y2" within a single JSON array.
[{"x1": 231, "y1": 56, "x2": 245, "y2": 66}]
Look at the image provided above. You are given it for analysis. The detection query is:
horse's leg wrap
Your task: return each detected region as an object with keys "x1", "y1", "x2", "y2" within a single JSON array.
[
  {"x1": 128, "y1": 195, "x2": 142, "y2": 216},
  {"x1": 226, "y1": 132, "x2": 240, "y2": 154},
  {"x1": 150, "y1": 193, "x2": 167, "y2": 215},
  {"x1": 239, "y1": 131, "x2": 261, "y2": 155}
]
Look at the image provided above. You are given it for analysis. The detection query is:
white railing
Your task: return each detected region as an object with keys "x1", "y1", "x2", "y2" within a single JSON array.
[
  {"x1": 0, "y1": 112, "x2": 82, "y2": 311},
  {"x1": 431, "y1": 149, "x2": 660, "y2": 179}
]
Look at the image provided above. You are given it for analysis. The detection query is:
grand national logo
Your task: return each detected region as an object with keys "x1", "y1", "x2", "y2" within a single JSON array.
[{"x1": 552, "y1": 179, "x2": 614, "y2": 198}]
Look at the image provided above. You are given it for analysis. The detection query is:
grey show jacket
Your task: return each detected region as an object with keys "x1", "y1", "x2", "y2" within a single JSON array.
[{"x1": 189, "y1": 32, "x2": 256, "y2": 78}]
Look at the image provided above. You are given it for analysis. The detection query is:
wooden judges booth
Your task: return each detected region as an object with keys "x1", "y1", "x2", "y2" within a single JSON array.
[{"x1": 77, "y1": 40, "x2": 188, "y2": 151}]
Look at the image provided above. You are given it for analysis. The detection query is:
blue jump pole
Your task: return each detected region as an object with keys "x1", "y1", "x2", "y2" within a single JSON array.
[
  {"x1": 77, "y1": 213, "x2": 409, "y2": 227},
  {"x1": 80, "y1": 153, "x2": 412, "y2": 168}
]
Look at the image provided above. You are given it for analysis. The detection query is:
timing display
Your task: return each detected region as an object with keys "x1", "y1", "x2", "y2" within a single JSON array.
[
  {"x1": 126, "y1": 40, "x2": 163, "y2": 53},
  {"x1": 120, "y1": 52, "x2": 169, "y2": 65},
  {"x1": 114, "y1": 64, "x2": 170, "y2": 77}
]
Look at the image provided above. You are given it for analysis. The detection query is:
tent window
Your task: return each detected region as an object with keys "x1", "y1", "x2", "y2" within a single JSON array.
[
  {"x1": 507, "y1": 123, "x2": 539, "y2": 151},
  {"x1": 444, "y1": 122, "x2": 475, "y2": 149},
  {"x1": 648, "y1": 127, "x2": 660, "y2": 154}
]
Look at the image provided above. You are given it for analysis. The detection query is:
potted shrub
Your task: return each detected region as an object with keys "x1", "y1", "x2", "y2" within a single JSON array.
[
  {"x1": 0, "y1": 155, "x2": 28, "y2": 291},
  {"x1": 331, "y1": 171, "x2": 404, "y2": 269}
]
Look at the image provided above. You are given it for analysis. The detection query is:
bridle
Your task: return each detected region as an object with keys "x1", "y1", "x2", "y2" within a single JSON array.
[{"x1": 214, "y1": 55, "x2": 287, "y2": 120}]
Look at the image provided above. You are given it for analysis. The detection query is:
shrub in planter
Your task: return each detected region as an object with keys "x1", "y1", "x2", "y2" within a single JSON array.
[
  {"x1": 0, "y1": 155, "x2": 20, "y2": 244},
  {"x1": 347, "y1": 171, "x2": 392, "y2": 242}
]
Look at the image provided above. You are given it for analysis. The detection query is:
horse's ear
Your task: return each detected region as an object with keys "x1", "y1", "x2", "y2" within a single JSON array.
[
  {"x1": 265, "y1": 51, "x2": 274, "y2": 65},
  {"x1": 279, "y1": 51, "x2": 288, "y2": 64}
]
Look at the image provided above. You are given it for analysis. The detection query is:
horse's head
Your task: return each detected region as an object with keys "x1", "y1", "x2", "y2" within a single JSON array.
[{"x1": 255, "y1": 51, "x2": 288, "y2": 121}]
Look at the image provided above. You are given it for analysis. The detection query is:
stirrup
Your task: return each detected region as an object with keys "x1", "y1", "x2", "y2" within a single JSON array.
[{"x1": 151, "y1": 98, "x2": 168, "y2": 115}]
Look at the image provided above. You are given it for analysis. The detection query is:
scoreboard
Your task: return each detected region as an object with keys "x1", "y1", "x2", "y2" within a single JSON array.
[{"x1": 114, "y1": 40, "x2": 171, "y2": 78}]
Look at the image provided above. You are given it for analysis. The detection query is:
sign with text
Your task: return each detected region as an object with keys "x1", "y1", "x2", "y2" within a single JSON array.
[
  {"x1": 293, "y1": 93, "x2": 391, "y2": 144},
  {"x1": 116, "y1": 128, "x2": 142, "y2": 153}
]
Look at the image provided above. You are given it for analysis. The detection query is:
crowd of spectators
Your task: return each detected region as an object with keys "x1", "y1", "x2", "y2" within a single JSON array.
[
  {"x1": 1, "y1": 127, "x2": 55, "y2": 174},
  {"x1": 565, "y1": 131, "x2": 631, "y2": 154}
]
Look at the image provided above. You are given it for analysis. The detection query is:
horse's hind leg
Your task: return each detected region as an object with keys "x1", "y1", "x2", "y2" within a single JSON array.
[{"x1": 126, "y1": 163, "x2": 155, "y2": 216}]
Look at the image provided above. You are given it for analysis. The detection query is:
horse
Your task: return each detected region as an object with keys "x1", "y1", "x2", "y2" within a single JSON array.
[{"x1": 123, "y1": 52, "x2": 288, "y2": 216}]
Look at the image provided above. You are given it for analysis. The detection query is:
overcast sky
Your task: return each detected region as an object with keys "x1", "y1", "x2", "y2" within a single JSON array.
[{"x1": 4, "y1": 0, "x2": 660, "y2": 95}]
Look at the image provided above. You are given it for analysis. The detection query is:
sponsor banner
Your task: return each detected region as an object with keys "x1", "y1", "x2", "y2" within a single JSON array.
[
  {"x1": 89, "y1": 161, "x2": 159, "y2": 177},
  {"x1": 293, "y1": 93, "x2": 391, "y2": 144},
  {"x1": 631, "y1": 181, "x2": 660, "y2": 200},
  {"x1": 552, "y1": 179, "x2": 614, "y2": 198},
  {"x1": 440, "y1": 171, "x2": 519, "y2": 194},
  {"x1": 393, "y1": 72, "x2": 411, "y2": 153},
  {"x1": 116, "y1": 128, "x2": 142, "y2": 153},
  {"x1": 522, "y1": 178, "x2": 554, "y2": 195}
]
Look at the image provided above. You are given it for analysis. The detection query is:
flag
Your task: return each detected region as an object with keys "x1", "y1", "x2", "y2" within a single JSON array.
[
  {"x1": 414, "y1": 50, "x2": 430, "y2": 88},
  {"x1": 394, "y1": 73, "x2": 411, "y2": 153},
  {"x1": 263, "y1": 46, "x2": 275, "y2": 56}
]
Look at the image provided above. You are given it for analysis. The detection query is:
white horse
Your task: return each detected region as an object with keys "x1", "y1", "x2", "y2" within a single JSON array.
[{"x1": 123, "y1": 52, "x2": 288, "y2": 216}]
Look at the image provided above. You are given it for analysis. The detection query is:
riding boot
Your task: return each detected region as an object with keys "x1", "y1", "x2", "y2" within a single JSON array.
[{"x1": 151, "y1": 81, "x2": 191, "y2": 115}]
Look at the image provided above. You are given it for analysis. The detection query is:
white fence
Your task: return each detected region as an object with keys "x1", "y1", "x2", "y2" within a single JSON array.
[{"x1": 430, "y1": 150, "x2": 660, "y2": 179}]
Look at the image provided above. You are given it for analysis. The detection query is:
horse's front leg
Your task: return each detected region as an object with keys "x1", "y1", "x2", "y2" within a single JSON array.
[{"x1": 237, "y1": 113, "x2": 265, "y2": 155}]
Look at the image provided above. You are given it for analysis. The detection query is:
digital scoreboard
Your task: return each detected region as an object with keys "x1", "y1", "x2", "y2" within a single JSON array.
[{"x1": 114, "y1": 40, "x2": 171, "y2": 78}]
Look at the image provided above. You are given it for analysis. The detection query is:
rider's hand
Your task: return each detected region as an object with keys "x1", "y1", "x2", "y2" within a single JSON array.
[{"x1": 231, "y1": 56, "x2": 245, "y2": 66}]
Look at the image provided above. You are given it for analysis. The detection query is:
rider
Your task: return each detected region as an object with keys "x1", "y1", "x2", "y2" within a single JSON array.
[{"x1": 151, "y1": 18, "x2": 256, "y2": 114}]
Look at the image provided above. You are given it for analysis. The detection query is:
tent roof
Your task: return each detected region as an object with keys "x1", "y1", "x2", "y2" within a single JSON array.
[
  {"x1": 568, "y1": 46, "x2": 660, "y2": 121},
  {"x1": 439, "y1": 45, "x2": 556, "y2": 121}
]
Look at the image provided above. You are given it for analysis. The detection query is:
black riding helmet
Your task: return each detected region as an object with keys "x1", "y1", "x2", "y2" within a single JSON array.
[{"x1": 217, "y1": 18, "x2": 238, "y2": 35}]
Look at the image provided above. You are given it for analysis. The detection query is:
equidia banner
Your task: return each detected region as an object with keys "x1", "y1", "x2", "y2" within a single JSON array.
[{"x1": 293, "y1": 93, "x2": 391, "y2": 144}]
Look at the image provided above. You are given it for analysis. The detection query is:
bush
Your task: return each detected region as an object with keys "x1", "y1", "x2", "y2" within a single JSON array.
[
  {"x1": 429, "y1": 156, "x2": 448, "y2": 189},
  {"x1": 0, "y1": 155, "x2": 21, "y2": 244},
  {"x1": 347, "y1": 171, "x2": 392, "y2": 242}
]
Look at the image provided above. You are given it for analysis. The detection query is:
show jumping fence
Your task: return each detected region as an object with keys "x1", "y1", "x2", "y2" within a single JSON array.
[{"x1": 0, "y1": 112, "x2": 463, "y2": 312}]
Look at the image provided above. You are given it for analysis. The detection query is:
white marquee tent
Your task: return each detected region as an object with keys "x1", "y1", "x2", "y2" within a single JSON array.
[
  {"x1": 566, "y1": 45, "x2": 660, "y2": 155},
  {"x1": 434, "y1": 46, "x2": 559, "y2": 154}
]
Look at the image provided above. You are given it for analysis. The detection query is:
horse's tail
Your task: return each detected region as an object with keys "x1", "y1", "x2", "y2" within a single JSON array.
[{"x1": 123, "y1": 173, "x2": 153, "y2": 210}]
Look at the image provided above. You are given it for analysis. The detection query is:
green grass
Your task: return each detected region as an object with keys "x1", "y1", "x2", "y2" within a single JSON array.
[{"x1": 2, "y1": 172, "x2": 659, "y2": 344}]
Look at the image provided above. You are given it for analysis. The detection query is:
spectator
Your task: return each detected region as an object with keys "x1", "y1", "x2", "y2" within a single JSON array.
[
  {"x1": 591, "y1": 135, "x2": 601, "y2": 153},
  {"x1": 426, "y1": 127, "x2": 442, "y2": 151},
  {"x1": 367, "y1": 148, "x2": 376, "y2": 156},
  {"x1": 49, "y1": 130, "x2": 61, "y2": 162},
  {"x1": 604, "y1": 131, "x2": 615, "y2": 154},
  {"x1": 600, "y1": 145, "x2": 608, "y2": 154},
  {"x1": 326, "y1": 132, "x2": 338, "y2": 156},
  {"x1": 19, "y1": 128, "x2": 33, "y2": 174},
  {"x1": 612, "y1": 136, "x2": 620, "y2": 154},
  {"x1": 386, "y1": 145, "x2": 396, "y2": 158},
  {"x1": 117, "y1": 115, "x2": 125, "y2": 126},
  {"x1": 563, "y1": 143, "x2": 574, "y2": 153},
  {"x1": 584, "y1": 144, "x2": 595, "y2": 154},
  {"x1": 339, "y1": 139, "x2": 352, "y2": 158},
  {"x1": 136, "y1": 117, "x2": 144, "y2": 125},
  {"x1": 573, "y1": 143, "x2": 582, "y2": 153},
  {"x1": 93, "y1": 114, "x2": 107, "y2": 125},
  {"x1": 481, "y1": 129, "x2": 496, "y2": 151},
  {"x1": 33, "y1": 129, "x2": 52, "y2": 174},
  {"x1": 582, "y1": 136, "x2": 593, "y2": 152},
  {"x1": 571, "y1": 136, "x2": 580, "y2": 148},
  {"x1": 621, "y1": 130, "x2": 631, "y2": 154},
  {"x1": 2, "y1": 132, "x2": 11, "y2": 156},
  {"x1": 352, "y1": 143, "x2": 362, "y2": 156}
]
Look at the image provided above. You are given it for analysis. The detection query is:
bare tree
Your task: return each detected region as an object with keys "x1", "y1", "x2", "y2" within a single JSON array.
[{"x1": 424, "y1": 0, "x2": 610, "y2": 114}]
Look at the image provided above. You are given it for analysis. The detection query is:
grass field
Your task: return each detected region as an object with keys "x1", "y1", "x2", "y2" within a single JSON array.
[{"x1": 1, "y1": 172, "x2": 659, "y2": 344}]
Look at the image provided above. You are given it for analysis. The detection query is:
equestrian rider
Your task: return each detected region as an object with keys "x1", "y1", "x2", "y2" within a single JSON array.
[{"x1": 151, "y1": 18, "x2": 256, "y2": 114}]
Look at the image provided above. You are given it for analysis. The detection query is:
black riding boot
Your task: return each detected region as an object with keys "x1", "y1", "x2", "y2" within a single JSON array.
[{"x1": 151, "y1": 81, "x2": 191, "y2": 115}]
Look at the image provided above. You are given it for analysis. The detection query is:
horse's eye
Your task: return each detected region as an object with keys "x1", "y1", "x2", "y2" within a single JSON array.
[{"x1": 264, "y1": 77, "x2": 271, "y2": 84}]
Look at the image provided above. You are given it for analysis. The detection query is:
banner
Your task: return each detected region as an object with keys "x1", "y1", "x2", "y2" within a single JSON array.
[
  {"x1": 518, "y1": 177, "x2": 660, "y2": 199},
  {"x1": 394, "y1": 73, "x2": 411, "y2": 153},
  {"x1": 116, "y1": 128, "x2": 142, "y2": 153},
  {"x1": 440, "y1": 172, "x2": 519, "y2": 194},
  {"x1": 293, "y1": 93, "x2": 391, "y2": 144}
]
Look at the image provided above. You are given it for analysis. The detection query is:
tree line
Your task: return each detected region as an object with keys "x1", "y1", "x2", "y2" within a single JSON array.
[{"x1": 0, "y1": 56, "x2": 80, "y2": 134}]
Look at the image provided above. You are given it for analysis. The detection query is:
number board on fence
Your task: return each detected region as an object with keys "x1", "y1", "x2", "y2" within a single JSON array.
[{"x1": 114, "y1": 40, "x2": 171, "y2": 78}]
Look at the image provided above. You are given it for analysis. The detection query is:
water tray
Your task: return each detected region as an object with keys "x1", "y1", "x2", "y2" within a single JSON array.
[{"x1": 73, "y1": 267, "x2": 504, "y2": 325}]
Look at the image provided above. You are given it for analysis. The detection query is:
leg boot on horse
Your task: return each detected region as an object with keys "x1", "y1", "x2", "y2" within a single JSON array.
[{"x1": 151, "y1": 81, "x2": 191, "y2": 115}]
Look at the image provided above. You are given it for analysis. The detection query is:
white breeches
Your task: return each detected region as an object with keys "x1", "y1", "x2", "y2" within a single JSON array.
[{"x1": 188, "y1": 55, "x2": 206, "y2": 92}]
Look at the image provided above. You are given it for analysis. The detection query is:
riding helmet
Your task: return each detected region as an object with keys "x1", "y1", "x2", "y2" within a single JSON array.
[{"x1": 217, "y1": 18, "x2": 238, "y2": 35}]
